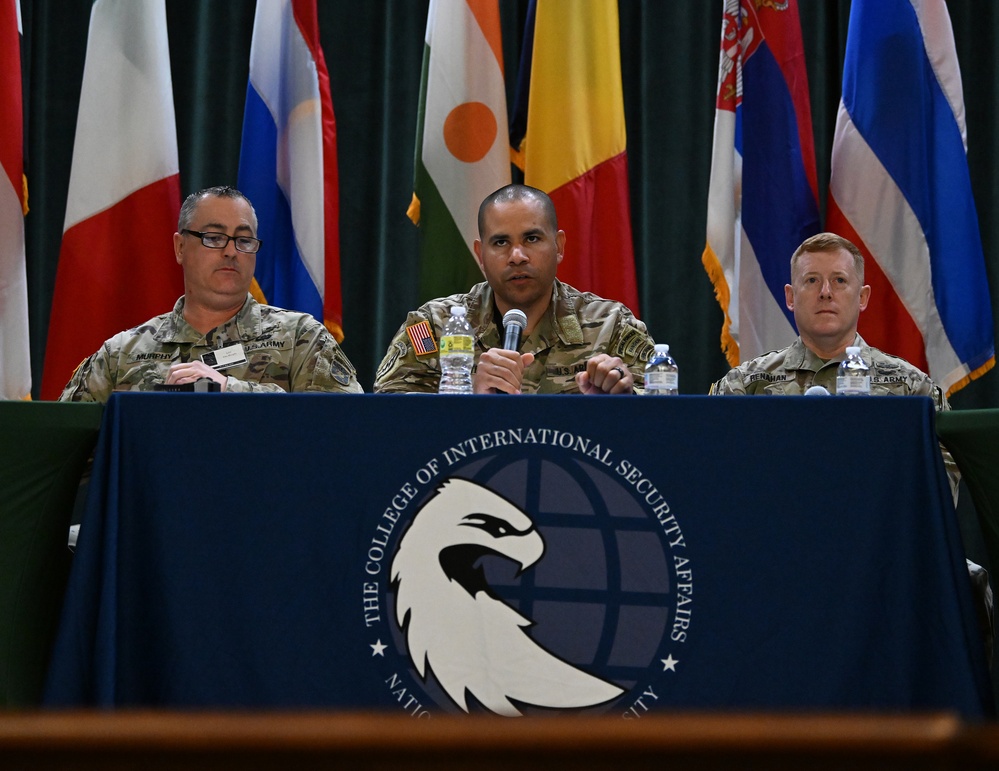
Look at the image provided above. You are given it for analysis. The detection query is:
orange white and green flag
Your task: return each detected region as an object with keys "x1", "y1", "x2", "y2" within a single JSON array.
[
  {"x1": 408, "y1": 0, "x2": 510, "y2": 302},
  {"x1": 511, "y1": 0, "x2": 639, "y2": 314}
]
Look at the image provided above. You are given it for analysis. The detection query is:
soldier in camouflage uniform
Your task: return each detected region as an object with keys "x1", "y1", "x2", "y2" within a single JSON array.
[
  {"x1": 709, "y1": 233, "x2": 995, "y2": 663},
  {"x1": 59, "y1": 186, "x2": 361, "y2": 402},
  {"x1": 375, "y1": 280, "x2": 655, "y2": 394},
  {"x1": 374, "y1": 185, "x2": 655, "y2": 394},
  {"x1": 59, "y1": 296, "x2": 361, "y2": 401},
  {"x1": 710, "y1": 336, "x2": 947, "y2": 405},
  {"x1": 709, "y1": 232, "x2": 948, "y2": 406},
  {"x1": 709, "y1": 232, "x2": 956, "y2": 485}
]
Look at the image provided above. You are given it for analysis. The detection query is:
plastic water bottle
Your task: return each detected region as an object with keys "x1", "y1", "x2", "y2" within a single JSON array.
[
  {"x1": 836, "y1": 346, "x2": 870, "y2": 395},
  {"x1": 438, "y1": 306, "x2": 474, "y2": 394},
  {"x1": 644, "y1": 343, "x2": 679, "y2": 395}
]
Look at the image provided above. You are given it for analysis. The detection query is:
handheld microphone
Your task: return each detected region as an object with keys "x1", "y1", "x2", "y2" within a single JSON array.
[
  {"x1": 804, "y1": 385, "x2": 831, "y2": 396},
  {"x1": 502, "y1": 309, "x2": 528, "y2": 351}
]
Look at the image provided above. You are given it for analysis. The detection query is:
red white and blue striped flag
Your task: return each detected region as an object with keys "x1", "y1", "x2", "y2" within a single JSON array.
[
  {"x1": 238, "y1": 0, "x2": 344, "y2": 341},
  {"x1": 827, "y1": 0, "x2": 994, "y2": 394},
  {"x1": 702, "y1": 0, "x2": 820, "y2": 366}
]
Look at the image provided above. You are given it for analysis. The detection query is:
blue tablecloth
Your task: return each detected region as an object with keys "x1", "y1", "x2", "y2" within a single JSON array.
[{"x1": 43, "y1": 393, "x2": 992, "y2": 717}]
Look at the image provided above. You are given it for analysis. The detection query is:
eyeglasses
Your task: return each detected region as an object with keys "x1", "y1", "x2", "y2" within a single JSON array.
[{"x1": 182, "y1": 229, "x2": 262, "y2": 254}]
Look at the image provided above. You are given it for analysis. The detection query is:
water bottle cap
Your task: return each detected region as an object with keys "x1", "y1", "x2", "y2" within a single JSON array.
[
  {"x1": 654, "y1": 343, "x2": 670, "y2": 353},
  {"x1": 450, "y1": 306, "x2": 467, "y2": 317},
  {"x1": 845, "y1": 346, "x2": 860, "y2": 355}
]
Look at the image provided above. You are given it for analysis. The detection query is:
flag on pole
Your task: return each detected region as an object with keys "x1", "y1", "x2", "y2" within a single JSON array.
[
  {"x1": 702, "y1": 0, "x2": 820, "y2": 366},
  {"x1": 407, "y1": 0, "x2": 509, "y2": 302},
  {"x1": 0, "y1": 0, "x2": 30, "y2": 400},
  {"x1": 510, "y1": 0, "x2": 639, "y2": 314},
  {"x1": 40, "y1": 0, "x2": 182, "y2": 400},
  {"x1": 826, "y1": 0, "x2": 994, "y2": 395},
  {"x1": 238, "y1": 0, "x2": 344, "y2": 341}
]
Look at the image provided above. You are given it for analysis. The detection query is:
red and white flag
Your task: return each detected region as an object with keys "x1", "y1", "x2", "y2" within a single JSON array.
[
  {"x1": 41, "y1": 0, "x2": 183, "y2": 399},
  {"x1": 0, "y1": 0, "x2": 30, "y2": 400}
]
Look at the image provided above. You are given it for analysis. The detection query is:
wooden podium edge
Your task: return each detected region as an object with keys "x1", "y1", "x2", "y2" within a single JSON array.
[{"x1": 2, "y1": 710, "x2": 996, "y2": 770}]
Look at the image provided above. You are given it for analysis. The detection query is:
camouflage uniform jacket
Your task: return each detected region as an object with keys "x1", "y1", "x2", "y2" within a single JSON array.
[
  {"x1": 709, "y1": 334, "x2": 959, "y2": 496},
  {"x1": 708, "y1": 335, "x2": 948, "y2": 407},
  {"x1": 374, "y1": 280, "x2": 656, "y2": 394},
  {"x1": 59, "y1": 295, "x2": 362, "y2": 402}
]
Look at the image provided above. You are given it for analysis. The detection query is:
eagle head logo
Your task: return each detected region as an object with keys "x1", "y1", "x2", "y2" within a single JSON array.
[{"x1": 390, "y1": 478, "x2": 624, "y2": 716}]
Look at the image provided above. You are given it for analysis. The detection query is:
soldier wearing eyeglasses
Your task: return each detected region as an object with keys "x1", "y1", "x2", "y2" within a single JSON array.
[{"x1": 59, "y1": 186, "x2": 362, "y2": 401}]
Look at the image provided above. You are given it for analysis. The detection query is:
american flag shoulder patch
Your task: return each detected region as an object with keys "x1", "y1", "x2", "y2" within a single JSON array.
[{"x1": 406, "y1": 320, "x2": 438, "y2": 356}]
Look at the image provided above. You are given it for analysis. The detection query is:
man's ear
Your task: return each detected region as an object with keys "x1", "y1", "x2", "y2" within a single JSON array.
[
  {"x1": 173, "y1": 232, "x2": 184, "y2": 265},
  {"x1": 784, "y1": 283, "x2": 794, "y2": 311},
  {"x1": 859, "y1": 284, "x2": 871, "y2": 312},
  {"x1": 473, "y1": 239, "x2": 485, "y2": 275}
]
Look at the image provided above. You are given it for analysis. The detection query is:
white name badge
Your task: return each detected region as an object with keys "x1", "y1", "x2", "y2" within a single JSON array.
[{"x1": 201, "y1": 343, "x2": 248, "y2": 371}]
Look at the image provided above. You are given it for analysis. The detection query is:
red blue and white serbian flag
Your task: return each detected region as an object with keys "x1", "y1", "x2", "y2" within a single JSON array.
[
  {"x1": 702, "y1": 0, "x2": 820, "y2": 366},
  {"x1": 0, "y1": 0, "x2": 30, "y2": 400},
  {"x1": 238, "y1": 0, "x2": 344, "y2": 341},
  {"x1": 827, "y1": 0, "x2": 994, "y2": 394},
  {"x1": 41, "y1": 0, "x2": 183, "y2": 400}
]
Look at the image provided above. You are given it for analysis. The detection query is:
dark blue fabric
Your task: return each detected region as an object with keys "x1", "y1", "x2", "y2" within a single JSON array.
[
  {"x1": 43, "y1": 393, "x2": 992, "y2": 716},
  {"x1": 741, "y1": 40, "x2": 820, "y2": 332}
]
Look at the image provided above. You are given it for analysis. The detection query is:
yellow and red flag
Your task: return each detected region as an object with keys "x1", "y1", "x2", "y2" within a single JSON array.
[{"x1": 511, "y1": 0, "x2": 639, "y2": 313}]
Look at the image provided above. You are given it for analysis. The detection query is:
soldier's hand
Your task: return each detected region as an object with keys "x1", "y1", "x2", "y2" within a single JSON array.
[
  {"x1": 165, "y1": 360, "x2": 228, "y2": 391},
  {"x1": 473, "y1": 348, "x2": 534, "y2": 394},
  {"x1": 576, "y1": 354, "x2": 633, "y2": 394}
]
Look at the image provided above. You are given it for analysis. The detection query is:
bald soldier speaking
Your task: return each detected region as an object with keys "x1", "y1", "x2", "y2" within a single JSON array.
[{"x1": 374, "y1": 184, "x2": 656, "y2": 395}]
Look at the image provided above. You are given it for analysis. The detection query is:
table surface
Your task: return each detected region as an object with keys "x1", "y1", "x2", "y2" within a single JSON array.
[{"x1": 42, "y1": 393, "x2": 993, "y2": 717}]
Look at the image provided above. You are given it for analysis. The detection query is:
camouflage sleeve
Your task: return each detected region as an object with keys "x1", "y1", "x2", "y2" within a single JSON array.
[
  {"x1": 606, "y1": 314, "x2": 656, "y2": 395},
  {"x1": 940, "y1": 440, "x2": 961, "y2": 506},
  {"x1": 296, "y1": 328, "x2": 363, "y2": 393},
  {"x1": 910, "y1": 371, "x2": 948, "y2": 411},
  {"x1": 58, "y1": 343, "x2": 115, "y2": 403},
  {"x1": 929, "y1": 383, "x2": 961, "y2": 504},
  {"x1": 708, "y1": 369, "x2": 748, "y2": 395},
  {"x1": 222, "y1": 378, "x2": 287, "y2": 394},
  {"x1": 373, "y1": 312, "x2": 440, "y2": 394},
  {"x1": 226, "y1": 319, "x2": 362, "y2": 394}
]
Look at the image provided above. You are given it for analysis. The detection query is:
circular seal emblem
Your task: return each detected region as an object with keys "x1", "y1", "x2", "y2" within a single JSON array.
[{"x1": 360, "y1": 427, "x2": 692, "y2": 718}]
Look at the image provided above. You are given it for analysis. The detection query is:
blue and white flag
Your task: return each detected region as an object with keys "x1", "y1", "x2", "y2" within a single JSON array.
[
  {"x1": 827, "y1": 0, "x2": 994, "y2": 394},
  {"x1": 238, "y1": 0, "x2": 343, "y2": 340}
]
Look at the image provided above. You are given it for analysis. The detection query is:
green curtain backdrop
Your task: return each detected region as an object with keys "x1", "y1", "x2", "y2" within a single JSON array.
[{"x1": 18, "y1": 1, "x2": 999, "y2": 406}]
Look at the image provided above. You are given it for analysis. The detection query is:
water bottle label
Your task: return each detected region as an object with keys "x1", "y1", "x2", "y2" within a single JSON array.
[
  {"x1": 440, "y1": 334, "x2": 473, "y2": 355},
  {"x1": 836, "y1": 375, "x2": 870, "y2": 394},
  {"x1": 646, "y1": 371, "x2": 678, "y2": 389}
]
